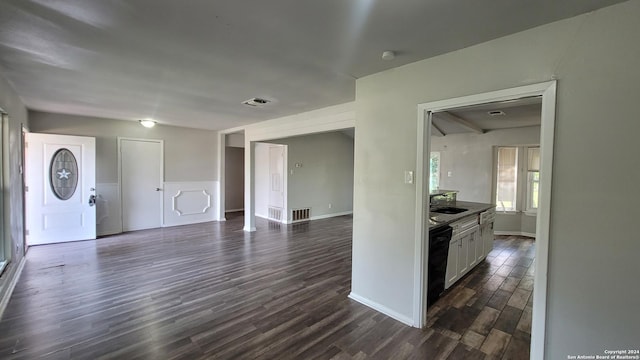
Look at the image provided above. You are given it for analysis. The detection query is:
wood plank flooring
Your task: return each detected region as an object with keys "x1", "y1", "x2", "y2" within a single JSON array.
[{"x1": 0, "y1": 213, "x2": 534, "y2": 359}]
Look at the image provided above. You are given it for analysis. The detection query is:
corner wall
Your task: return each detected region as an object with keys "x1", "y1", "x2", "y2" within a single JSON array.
[{"x1": 353, "y1": 1, "x2": 640, "y2": 357}]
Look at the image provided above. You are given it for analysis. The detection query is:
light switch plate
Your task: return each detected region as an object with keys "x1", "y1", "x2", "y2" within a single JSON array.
[{"x1": 404, "y1": 170, "x2": 414, "y2": 184}]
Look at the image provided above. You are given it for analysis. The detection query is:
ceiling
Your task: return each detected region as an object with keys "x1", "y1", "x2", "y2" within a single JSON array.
[
  {"x1": 0, "y1": 0, "x2": 627, "y2": 130},
  {"x1": 432, "y1": 96, "x2": 542, "y2": 136}
]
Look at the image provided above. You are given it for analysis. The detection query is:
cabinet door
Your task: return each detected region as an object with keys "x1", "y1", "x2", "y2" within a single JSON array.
[
  {"x1": 458, "y1": 234, "x2": 469, "y2": 277},
  {"x1": 483, "y1": 223, "x2": 495, "y2": 257},
  {"x1": 445, "y1": 239, "x2": 459, "y2": 289},
  {"x1": 475, "y1": 229, "x2": 485, "y2": 262},
  {"x1": 468, "y1": 231, "x2": 478, "y2": 268}
]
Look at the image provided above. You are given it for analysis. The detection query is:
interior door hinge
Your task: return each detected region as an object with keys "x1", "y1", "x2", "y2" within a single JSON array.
[{"x1": 25, "y1": 186, "x2": 29, "y2": 192}]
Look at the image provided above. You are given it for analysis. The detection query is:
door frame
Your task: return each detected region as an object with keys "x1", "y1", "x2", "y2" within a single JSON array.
[
  {"x1": 117, "y1": 137, "x2": 164, "y2": 232},
  {"x1": 414, "y1": 81, "x2": 556, "y2": 360}
]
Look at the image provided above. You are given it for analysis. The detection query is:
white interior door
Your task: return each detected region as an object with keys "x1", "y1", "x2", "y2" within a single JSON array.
[
  {"x1": 120, "y1": 138, "x2": 163, "y2": 231},
  {"x1": 25, "y1": 133, "x2": 96, "y2": 245},
  {"x1": 268, "y1": 145, "x2": 284, "y2": 210}
]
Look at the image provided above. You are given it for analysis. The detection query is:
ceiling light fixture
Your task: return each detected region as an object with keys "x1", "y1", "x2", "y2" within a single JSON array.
[
  {"x1": 487, "y1": 110, "x2": 506, "y2": 116},
  {"x1": 381, "y1": 50, "x2": 395, "y2": 60},
  {"x1": 139, "y1": 119, "x2": 157, "y2": 128}
]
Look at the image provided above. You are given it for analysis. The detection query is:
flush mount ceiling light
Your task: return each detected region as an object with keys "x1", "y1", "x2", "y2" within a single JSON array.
[
  {"x1": 487, "y1": 110, "x2": 506, "y2": 116},
  {"x1": 381, "y1": 50, "x2": 395, "y2": 60},
  {"x1": 139, "y1": 119, "x2": 157, "y2": 128}
]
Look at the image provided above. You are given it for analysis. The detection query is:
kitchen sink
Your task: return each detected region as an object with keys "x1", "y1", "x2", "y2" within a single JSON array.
[{"x1": 430, "y1": 206, "x2": 468, "y2": 214}]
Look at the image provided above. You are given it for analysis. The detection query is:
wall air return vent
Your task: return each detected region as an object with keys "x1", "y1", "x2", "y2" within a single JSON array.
[
  {"x1": 242, "y1": 98, "x2": 271, "y2": 107},
  {"x1": 268, "y1": 207, "x2": 283, "y2": 221},
  {"x1": 291, "y1": 208, "x2": 311, "y2": 222}
]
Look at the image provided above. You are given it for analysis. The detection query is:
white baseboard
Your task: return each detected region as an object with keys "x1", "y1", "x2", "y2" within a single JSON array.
[
  {"x1": 225, "y1": 208, "x2": 244, "y2": 213},
  {"x1": 311, "y1": 211, "x2": 353, "y2": 221},
  {"x1": 283, "y1": 210, "x2": 353, "y2": 224},
  {"x1": 0, "y1": 257, "x2": 26, "y2": 319},
  {"x1": 256, "y1": 210, "x2": 353, "y2": 224},
  {"x1": 348, "y1": 292, "x2": 414, "y2": 327},
  {"x1": 494, "y1": 231, "x2": 536, "y2": 238}
]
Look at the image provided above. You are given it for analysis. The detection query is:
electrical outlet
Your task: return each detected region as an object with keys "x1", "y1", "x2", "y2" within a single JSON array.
[{"x1": 328, "y1": 203, "x2": 332, "y2": 209}]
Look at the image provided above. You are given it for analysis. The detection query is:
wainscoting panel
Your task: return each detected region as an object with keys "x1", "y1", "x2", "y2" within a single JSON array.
[
  {"x1": 95, "y1": 183, "x2": 122, "y2": 236},
  {"x1": 163, "y1": 181, "x2": 218, "y2": 227}
]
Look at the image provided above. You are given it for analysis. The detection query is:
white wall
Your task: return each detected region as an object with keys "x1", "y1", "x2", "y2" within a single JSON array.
[
  {"x1": 29, "y1": 111, "x2": 219, "y2": 234},
  {"x1": 494, "y1": 212, "x2": 537, "y2": 236},
  {"x1": 224, "y1": 147, "x2": 244, "y2": 211},
  {"x1": 226, "y1": 133, "x2": 245, "y2": 148},
  {"x1": 29, "y1": 111, "x2": 217, "y2": 183},
  {"x1": 352, "y1": 1, "x2": 640, "y2": 358},
  {"x1": 271, "y1": 131, "x2": 354, "y2": 220}
]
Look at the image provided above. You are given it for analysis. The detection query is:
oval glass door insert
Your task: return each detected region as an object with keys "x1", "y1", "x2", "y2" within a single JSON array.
[{"x1": 50, "y1": 148, "x2": 78, "y2": 200}]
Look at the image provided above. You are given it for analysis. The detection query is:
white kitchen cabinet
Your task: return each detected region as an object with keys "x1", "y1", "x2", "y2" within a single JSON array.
[{"x1": 444, "y1": 221, "x2": 480, "y2": 289}]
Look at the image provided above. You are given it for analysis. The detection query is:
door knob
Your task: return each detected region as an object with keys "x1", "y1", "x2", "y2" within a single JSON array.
[
  {"x1": 155, "y1": 188, "x2": 162, "y2": 191},
  {"x1": 88, "y1": 195, "x2": 96, "y2": 206}
]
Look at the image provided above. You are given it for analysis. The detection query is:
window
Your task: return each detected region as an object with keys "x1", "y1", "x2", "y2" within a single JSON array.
[
  {"x1": 526, "y1": 147, "x2": 540, "y2": 212},
  {"x1": 496, "y1": 147, "x2": 518, "y2": 211},
  {"x1": 494, "y1": 145, "x2": 540, "y2": 214},
  {"x1": 429, "y1": 151, "x2": 441, "y2": 191}
]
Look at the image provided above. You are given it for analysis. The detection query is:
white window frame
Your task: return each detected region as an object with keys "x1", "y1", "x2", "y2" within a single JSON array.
[
  {"x1": 493, "y1": 144, "x2": 540, "y2": 215},
  {"x1": 525, "y1": 146, "x2": 540, "y2": 214},
  {"x1": 495, "y1": 146, "x2": 519, "y2": 212},
  {"x1": 429, "y1": 151, "x2": 441, "y2": 191}
]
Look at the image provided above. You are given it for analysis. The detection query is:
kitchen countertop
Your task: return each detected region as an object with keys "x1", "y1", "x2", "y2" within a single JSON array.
[{"x1": 428, "y1": 201, "x2": 495, "y2": 230}]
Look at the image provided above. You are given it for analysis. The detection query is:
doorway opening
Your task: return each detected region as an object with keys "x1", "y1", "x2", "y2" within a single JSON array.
[
  {"x1": 415, "y1": 81, "x2": 556, "y2": 359},
  {"x1": 224, "y1": 132, "x2": 245, "y2": 219}
]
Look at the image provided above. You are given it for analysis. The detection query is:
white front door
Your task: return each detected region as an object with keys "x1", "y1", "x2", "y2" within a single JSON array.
[
  {"x1": 25, "y1": 133, "x2": 96, "y2": 245},
  {"x1": 119, "y1": 138, "x2": 163, "y2": 231}
]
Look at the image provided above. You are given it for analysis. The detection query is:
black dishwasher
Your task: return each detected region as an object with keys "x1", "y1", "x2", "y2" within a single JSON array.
[{"x1": 428, "y1": 225, "x2": 453, "y2": 307}]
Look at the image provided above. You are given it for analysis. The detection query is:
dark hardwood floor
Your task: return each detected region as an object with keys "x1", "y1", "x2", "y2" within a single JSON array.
[{"x1": 0, "y1": 213, "x2": 534, "y2": 359}]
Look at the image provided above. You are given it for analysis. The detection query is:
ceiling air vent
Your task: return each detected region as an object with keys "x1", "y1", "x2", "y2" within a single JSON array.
[
  {"x1": 487, "y1": 110, "x2": 506, "y2": 116},
  {"x1": 242, "y1": 97, "x2": 271, "y2": 107}
]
